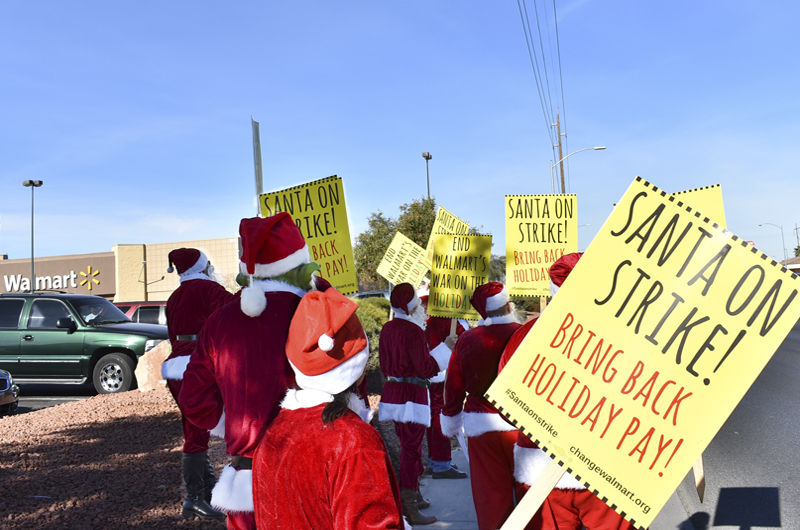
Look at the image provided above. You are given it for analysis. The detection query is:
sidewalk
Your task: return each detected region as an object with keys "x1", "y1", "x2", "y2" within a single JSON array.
[{"x1": 417, "y1": 447, "x2": 690, "y2": 530}]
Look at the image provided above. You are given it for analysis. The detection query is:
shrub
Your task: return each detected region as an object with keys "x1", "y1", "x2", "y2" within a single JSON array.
[{"x1": 355, "y1": 297, "x2": 391, "y2": 372}]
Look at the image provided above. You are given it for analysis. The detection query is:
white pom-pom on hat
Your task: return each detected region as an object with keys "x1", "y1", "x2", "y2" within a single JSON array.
[
  {"x1": 167, "y1": 265, "x2": 175, "y2": 273},
  {"x1": 240, "y1": 284, "x2": 267, "y2": 317},
  {"x1": 318, "y1": 334, "x2": 335, "y2": 352},
  {"x1": 484, "y1": 317, "x2": 493, "y2": 326}
]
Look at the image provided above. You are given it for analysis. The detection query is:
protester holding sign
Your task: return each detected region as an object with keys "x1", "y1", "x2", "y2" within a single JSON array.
[
  {"x1": 440, "y1": 282, "x2": 523, "y2": 530},
  {"x1": 499, "y1": 253, "x2": 635, "y2": 530},
  {"x1": 378, "y1": 283, "x2": 453, "y2": 526},
  {"x1": 253, "y1": 288, "x2": 406, "y2": 530},
  {"x1": 419, "y1": 293, "x2": 468, "y2": 480},
  {"x1": 180, "y1": 213, "x2": 325, "y2": 530}
]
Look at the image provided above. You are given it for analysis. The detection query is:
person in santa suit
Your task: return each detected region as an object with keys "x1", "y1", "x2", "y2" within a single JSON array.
[
  {"x1": 440, "y1": 281, "x2": 524, "y2": 530},
  {"x1": 499, "y1": 252, "x2": 635, "y2": 530},
  {"x1": 162, "y1": 248, "x2": 235, "y2": 520},
  {"x1": 179, "y1": 213, "x2": 325, "y2": 530},
  {"x1": 378, "y1": 283, "x2": 453, "y2": 526},
  {"x1": 418, "y1": 293, "x2": 468, "y2": 480},
  {"x1": 253, "y1": 288, "x2": 410, "y2": 530}
]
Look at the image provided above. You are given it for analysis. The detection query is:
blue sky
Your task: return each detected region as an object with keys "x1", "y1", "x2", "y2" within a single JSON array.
[{"x1": 2, "y1": 1, "x2": 799, "y2": 265}]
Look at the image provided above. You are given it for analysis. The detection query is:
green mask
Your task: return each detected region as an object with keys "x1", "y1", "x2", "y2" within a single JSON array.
[{"x1": 272, "y1": 262, "x2": 322, "y2": 291}]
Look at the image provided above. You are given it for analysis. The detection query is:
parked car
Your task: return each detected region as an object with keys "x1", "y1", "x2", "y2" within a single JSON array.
[
  {"x1": 113, "y1": 301, "x2": 168, "y2": 326},
  {"x1": 0, "y1": 293, "x2": 168, "y2": 394},
  {"x1": 0, "y1": 369, "x2": 19, "y2": 416},
  {"x1": 349, "y1": 290, "x2": 390, "y2": 301}
]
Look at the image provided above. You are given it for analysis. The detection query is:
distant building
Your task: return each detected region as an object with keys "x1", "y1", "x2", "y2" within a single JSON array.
[{"x1": 0, "y1": 237, "x2": 239, "y2": 302}]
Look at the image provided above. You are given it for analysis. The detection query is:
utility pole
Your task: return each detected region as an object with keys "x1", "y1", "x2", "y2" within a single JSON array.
[{"x1": 555, "y1": 112, "x2": 565, "y2": 194}]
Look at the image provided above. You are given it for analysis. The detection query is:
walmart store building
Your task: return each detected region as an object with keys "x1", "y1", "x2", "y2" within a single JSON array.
[{"x1": 0, "y1": 237, "x2": 239, "y2": 302}]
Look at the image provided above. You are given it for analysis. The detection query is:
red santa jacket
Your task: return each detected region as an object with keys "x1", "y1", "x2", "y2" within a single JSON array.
[
  {"x1": 253, "y1": 391, "x2": 407, "y2": 530},
  {"x1": 441, "y1": 314, "x2": 521, "y2": 438},
  {"x1": 378, "y1": 314, "x2": 451, "y2": 427},
  {"x1": 179, "y1": 280, "x2": 308, "y2": 513},
  {"x1": 162, "y1": 277, "x2": 235, "y2": 380},
  {"x1": 499, "y1": 318, "x2": 585, "y2": 490},
  {"x1": 425, "y1": 316, "x2": 467, "y2": 384}
]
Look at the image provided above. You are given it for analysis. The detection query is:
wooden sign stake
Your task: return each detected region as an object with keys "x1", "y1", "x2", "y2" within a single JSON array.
[
  {"x1": 500, "y1": 459, "x2": 565, "y2": 529},
  {"x1": 693, "y1": 454, "x2": 705, "y2": 502}
]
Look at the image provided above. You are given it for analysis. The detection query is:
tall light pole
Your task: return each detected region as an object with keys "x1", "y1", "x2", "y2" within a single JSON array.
[
  {"x1": 550, "y1": 146, "x2": 606, "y2": 193},
  {"x1": 759, "y1": 222, "x2": 789, "y2": 264},
  {"x1": 422, "y1": 152, "x2": 432, "y2": 200},
  {"x1": 22, "y1": 180, "x2": 43, "y2": 292}
]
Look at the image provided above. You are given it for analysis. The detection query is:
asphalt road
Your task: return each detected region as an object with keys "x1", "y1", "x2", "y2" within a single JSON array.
[{"x1": 672, "y1": 320, "x2": 800, "y2": 529}]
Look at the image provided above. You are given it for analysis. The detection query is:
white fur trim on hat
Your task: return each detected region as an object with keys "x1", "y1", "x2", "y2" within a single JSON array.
[
  {"x1": 290, "y1": 348, "x2": 369, "y2": 396},
  {"x1": 463, "y1": 411, "x2": 517, "y2": 437},
  {"x1": 391, "y1": 292, "x2": 421, "y2": 315},
  {"x1": 178, "y1": 251, "x2": 209, "y2": 279},
  {"x1": 161, "y1": 355, "x2": 191, "y2": 380},
  {"x1": 440, "y1": 412, "x2": 464, "y2": 437},
  {"x1": 211, "y1": 464, "x2": 254, "y2": 513},
  {"x1": 210, "y1": 410, "x2": 225, "y2": 438},
  {"x1": 429, "y1": 342, "x2": 452, "y2": 372},
  {"x1": 240, "y1": 278, "x2": 308, "y2": 317},
  {"x1": 478, "y1": 313, "x2": 517, "y2": 327},
  {"x1": 378, "y1": 399, "x2": 431, "y2": 427},
  {"x1": 239, "y1": 245, "x2": 311, "y2": 278},
  {"x1": 485, "y1": 285, "x2": 509, "y2": 312},
  {"x1": 550, "y1": 281, "x2": 560, "y2": 298},
  {"x1": 513, "y1": 444, "x2": 586, "y2": 490}
]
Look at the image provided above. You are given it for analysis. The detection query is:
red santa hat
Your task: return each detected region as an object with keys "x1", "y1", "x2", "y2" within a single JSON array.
[
  {"x1": 549, "y1": 252, "x2": 583, "y2": 296},
  {"x1": 166, "y1": 248, "x2": 208, "y2": 277},
  {"x1": 286, "y1": 289, "x2": 369, "y2": 395},
  {"x1": 239, "y1": 213, "x2": 311, "y2": 317},
  {"x1": 390, "y1": 283, "x2": 420, "y2": 315},
  {"x1": 470, "y1": 282, "x2": 509, "y2": 324}
]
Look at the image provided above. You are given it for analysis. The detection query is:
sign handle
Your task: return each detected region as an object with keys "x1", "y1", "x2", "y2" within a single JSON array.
[
  {"x1": 693, "y1": 454, "x2": 705, "y2": 502},
  {"x1": 449, "y1": 318, "x2": 458, "y2": 336},
  {"x1": 500, "y1": 459, "x2": 564, "y2": 530}
]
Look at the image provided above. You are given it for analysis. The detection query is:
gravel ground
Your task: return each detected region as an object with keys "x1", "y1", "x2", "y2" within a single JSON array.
[{"x1": 0, "y1": 372, "x2": 433, "y2": 529}]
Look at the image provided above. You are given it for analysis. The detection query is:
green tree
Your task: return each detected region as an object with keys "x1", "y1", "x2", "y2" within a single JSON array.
[
  {"x1": 396, "y1": 197, "x2": 436, "y2": 248},
  {"x1": 353, "y1": 211, "x2": 396, "y2": 291},
  {"x1": 795, "y1": 245, "x2": 800, "y2": 257}
]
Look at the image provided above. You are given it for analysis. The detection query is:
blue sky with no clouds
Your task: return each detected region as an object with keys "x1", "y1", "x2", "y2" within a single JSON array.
[{"x1": 1, "y1": 1, "x2": 799, "y2": 264}]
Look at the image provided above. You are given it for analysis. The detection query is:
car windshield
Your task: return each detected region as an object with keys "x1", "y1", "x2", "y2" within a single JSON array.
[{"x1": 70, "y1": 298, "x2": 131, "y2": 325}]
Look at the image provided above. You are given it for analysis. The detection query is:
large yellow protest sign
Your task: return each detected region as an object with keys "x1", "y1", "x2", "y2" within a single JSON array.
[
  {"x1": 424, "y1": 206, "x2": 470, "y2": 269},
  {"x1": 506, "y1": 194, "x2": 578, "y2": 297},
  {"x1": 428, "y1": 234, "x2": 492, "y2": 320},
  {"x1": 672, "y1": 184, "x2": 726, "y2": 228},
  {"x1": 259, "y1": 176, "x2": 358, "y2": 294},
  {"x1": 487, "y1": 177, "x2": 799, "y2": 529},
  {"x1": 377, "y1": 232, "x2": 428, "y2": 288}
]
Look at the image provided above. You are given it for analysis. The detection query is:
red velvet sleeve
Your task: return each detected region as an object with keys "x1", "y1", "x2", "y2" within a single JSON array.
[
  {"x1": 178, "y1": 323, "x2": 224, "y2": 430},
  {"x1": 408, "y1": 326, "x2": 441, "y2": 379},
  {"x1": 498, "y1": 317, "x2": 537, "y2": 374},
  {"x1": 442, "y1": 342, "x2": 466, "y2": 416}
]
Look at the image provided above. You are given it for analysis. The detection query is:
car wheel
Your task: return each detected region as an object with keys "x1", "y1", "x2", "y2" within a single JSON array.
[{"x1": 93, "y1": 353, "x2": 135, "y2": 394}]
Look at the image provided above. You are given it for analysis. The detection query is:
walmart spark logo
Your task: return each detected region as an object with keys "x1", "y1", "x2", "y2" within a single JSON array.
[{"x1": 79, "y1": 266, "x2": 100, "y2": 291}]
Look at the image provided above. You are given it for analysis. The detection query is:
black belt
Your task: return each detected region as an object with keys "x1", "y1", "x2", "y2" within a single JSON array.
[
  {"x1": 231, "y1": 456, "x2": 252, "y2": 470},
  {"x1": 176, "y1": 334, "x2": 198, "y2": 342},
  {"x1": 386, "y1": 376, "x2": 430, "y2": 389}
]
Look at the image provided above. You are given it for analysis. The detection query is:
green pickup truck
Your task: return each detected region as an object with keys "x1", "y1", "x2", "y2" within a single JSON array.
[{"x1": 0, "y1": 293, "x2": 168, "y2": 394}]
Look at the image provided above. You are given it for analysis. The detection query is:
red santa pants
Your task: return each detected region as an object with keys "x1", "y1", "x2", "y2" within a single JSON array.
[
  {"x1": 467, "y1": 430, "x2": 518, "y2": 530},
  {"x1": 226, "y1": 511, "x2": 256, "y2": 530},
  {"x1": 167, "y1": 379, "x2": 211, "y2": 454},
  {"x1": 426, "y1": 382, "x2": 451, "y2": 463},
  {"x1": 518, "y1": 486, "x2": 634, "y2": 530},
  {"x1": 394, "y1": 421, "x2": 426, "y2": 490}
]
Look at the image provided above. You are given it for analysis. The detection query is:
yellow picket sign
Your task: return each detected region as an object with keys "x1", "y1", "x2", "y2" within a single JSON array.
[
  {"x1": 487, "y1": 177, "x2": 800, "y2": 529},
  {"x1": 259, "y1": 175, "x2": 358, "y2": 294},
  {"x1": 377, "y1": 232, "x2": 429, "y2": 288},
  {"x1": 505, "y1": 194, "x2": 578, "y2": 297},
  {"x1": 428, "y1": 234, "x2": 492, "y2": 320},
  {"x1": 671, "y1": 184, "x2": 726, "y2": 228},
  {"x1": 423, "y1": 206, "x2": 470, "y2": 269}
]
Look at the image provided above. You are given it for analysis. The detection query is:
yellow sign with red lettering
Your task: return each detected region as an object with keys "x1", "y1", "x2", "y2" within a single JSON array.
[
  {"x1": 487, "y1": 177, "x2": 800, "y2": 529},
  {"x1": 377, "y1": 232, "x2": 429, "y2": 288},
  {"x1": 259, "y1": 175, "x2": 357, "y2": 294},
  {"x1": 428, "y1": 234, "x2": 492, "y2": 320},
  {"x1": 424, "y1": 206, "x2": 470, "y2": 269},
  {"x1": 506, "y1": 194, "x2": 578, "y2": 297}
]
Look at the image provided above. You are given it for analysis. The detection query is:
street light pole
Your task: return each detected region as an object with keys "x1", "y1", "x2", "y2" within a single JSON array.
[
  {"x1": 22, "y1": 180, "x2": 43, "y2": 293},
  {"x1": 550, "y1": 147, "x2": 606, "y2": 193},
  {"x1": 422, "y1": 152, "x2": 432, "y2": 200},
  {"x1": 759, "y1": 222, "x2": 788, "y2": 264}
]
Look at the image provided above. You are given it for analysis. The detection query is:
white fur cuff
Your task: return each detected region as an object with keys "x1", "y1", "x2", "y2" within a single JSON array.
[
  {"x1": 513, "y1": 444, "x2": 586, "y2": 490},
  {"x1": 429, "y1": 342, "x2": 452, "y2": 372},
  {"x1": 440, "y1": 412, "x2": 464, "y2": 437},
  {"x1": 463, "y1": 411, "x2": 516, "y2": 437},
  {"x1": 378, "y1": 401, "x2": 431, "y2": 427},
  {"x1": 211, "y1": 464, "x2": 254, "y2": 513},
  {"x1": 161, "y1": 355, "x2": 190, "y2": 381}
]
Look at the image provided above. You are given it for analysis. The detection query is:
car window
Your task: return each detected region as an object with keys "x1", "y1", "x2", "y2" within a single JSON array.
[
  {"x1": 116, "y1": 305, "x2": 132, "y2": 314},
  {"x1": 136, "y1": 306, "x2": 161, "y2": 325},
  {"x1": 0, "y1": 299, "x2": 25, "y2": 328},
  {"x1": 28, "y1": 299, "x2": 71, "y2": 329}
]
